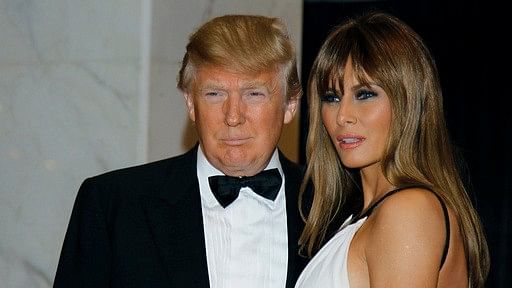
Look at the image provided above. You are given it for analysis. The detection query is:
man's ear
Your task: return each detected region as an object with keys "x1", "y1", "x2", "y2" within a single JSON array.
[
  {"x1": 183, "y1": 92, "x2": 196, "y2": 122},
  {"x1": 283, "y1": 97, "x2": 298, "y2": 124}
]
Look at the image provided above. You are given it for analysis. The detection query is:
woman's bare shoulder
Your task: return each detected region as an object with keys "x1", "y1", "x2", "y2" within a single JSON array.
[{"x1": 360, "y1": 187, "x2": 448, "y2": 286}]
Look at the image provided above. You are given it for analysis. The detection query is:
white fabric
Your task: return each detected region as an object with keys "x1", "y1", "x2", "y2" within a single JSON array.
[
  {"x1": 197, "y1": 146, "x2": 288, "y2": 288},
  {"x1": 294, "y1": 216, "x2": 367, "y2": 288}
]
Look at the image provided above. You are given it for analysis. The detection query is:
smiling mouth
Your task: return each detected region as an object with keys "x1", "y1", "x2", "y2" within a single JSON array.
[
  {"x1": 337, "y1": 136, "x2": 365, "y2": 149},
  {"x1": 341, "y1": 137, "x2": 360, "y2": 144}
]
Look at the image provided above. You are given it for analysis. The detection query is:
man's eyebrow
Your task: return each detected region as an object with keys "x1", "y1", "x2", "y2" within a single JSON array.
[
  {"x1": 197, "y1": 79, "x2": 276, "y2": 91},
  {"x1": 199, "y1": 81, "x2": 228, "y2": 90},
  {"x1": 241, "y1": 79, "x2": 265, "y2": 87},
  {"x1": 240, "y1": 79, "x2": 277, "y2": 91}
]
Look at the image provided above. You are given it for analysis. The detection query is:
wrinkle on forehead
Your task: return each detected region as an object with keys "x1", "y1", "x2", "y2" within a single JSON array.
[{"x1": 194, "y1": 68, "x2": 284, "y2": 98}]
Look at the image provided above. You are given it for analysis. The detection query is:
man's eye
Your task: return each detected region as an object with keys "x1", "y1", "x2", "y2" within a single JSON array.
[
  {"x1": 202, "y1": 91, "x2": 226, "y2": 103},
  {"x1": 356, "y1": 90, "x2": 377, "y2": 100},
  {"x1": 246, "y1": 90, "x2": 266, "y2": 97},
  {"x1": 320, "y1": 92, "x2": 340, "y2": 103},
  {"x1": 205, "y1": 91, "x2": 220, "y2": 97}
]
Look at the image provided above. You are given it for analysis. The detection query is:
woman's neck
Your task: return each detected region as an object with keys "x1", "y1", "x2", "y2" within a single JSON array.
[{"x1": 360, "y1": 164, "x2": 395, "y2": 209}]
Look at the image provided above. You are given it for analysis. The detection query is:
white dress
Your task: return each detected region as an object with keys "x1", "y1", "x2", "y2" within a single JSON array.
[
  {"x1": 294, "y1": 215, "x2": 367, "y2": 288},
  {"x1": 294, "y1": 186, "x2": 451, "y2": 288}
]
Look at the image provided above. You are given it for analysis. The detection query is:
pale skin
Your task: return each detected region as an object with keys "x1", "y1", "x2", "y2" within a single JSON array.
[
  {"x1": 321, "y1": 59, "x2": 468, "y2": 287},
  {"x1": 184, "y1": 65, "x2": 298, "y2": 177}
]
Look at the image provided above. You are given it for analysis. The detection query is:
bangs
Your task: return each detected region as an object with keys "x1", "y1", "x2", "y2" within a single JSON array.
[{"x1": 312, "y1": 26, "x2": 378, "y2": 96}]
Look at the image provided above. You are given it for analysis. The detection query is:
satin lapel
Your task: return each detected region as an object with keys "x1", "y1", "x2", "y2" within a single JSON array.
[
  {"x1": 280, "y1": 153, "x2": 307, "y2": 288},
  {"x1": 143, "y1": 146, "x2": 210, "y2": 287}
]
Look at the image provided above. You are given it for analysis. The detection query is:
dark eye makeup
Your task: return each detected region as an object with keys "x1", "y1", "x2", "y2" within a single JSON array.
[{"x1": 320, "y1": 91, "x2": 340, "y2": 103}]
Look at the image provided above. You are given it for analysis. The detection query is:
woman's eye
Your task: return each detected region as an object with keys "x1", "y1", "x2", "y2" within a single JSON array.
[
  {"x1": 320, "y1": 92, "x2": 340, "y2": 103},
  {"x1": 356, "y1": 90, "x2": 377, "y2": 100}
]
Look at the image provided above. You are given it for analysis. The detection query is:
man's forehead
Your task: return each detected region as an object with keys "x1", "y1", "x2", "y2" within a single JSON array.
[{"x1": 195, "y1": 66, "x2": 280, "y2": 88}]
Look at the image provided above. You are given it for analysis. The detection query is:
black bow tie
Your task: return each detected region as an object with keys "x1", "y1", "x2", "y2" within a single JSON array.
[{"x1": 208, "y1": 168, "x2": 282, "y2": 208}]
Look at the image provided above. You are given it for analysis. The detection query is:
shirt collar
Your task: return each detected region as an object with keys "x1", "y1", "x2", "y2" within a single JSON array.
[{"x1": 196, "y1": 145, "x2": 284, "y2": 209}]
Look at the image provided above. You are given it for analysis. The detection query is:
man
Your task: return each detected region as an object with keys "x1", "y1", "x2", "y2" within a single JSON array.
[{"x1": 54, "y1": 15, "x2": 307, "y2": 287}]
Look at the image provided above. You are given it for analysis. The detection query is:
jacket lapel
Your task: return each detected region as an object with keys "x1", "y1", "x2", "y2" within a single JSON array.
[
  {"x1": 280, "y1": 153, "x2": 309, "y2": 288},
  {"x1": 143, "y1": 147, "x2": 210, "y2": 287},
  {"x1": 142, "y1": 147, "x2": 307, "y2": 288}
]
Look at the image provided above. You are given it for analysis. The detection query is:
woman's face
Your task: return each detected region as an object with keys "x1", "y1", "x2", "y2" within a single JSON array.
[{"x1": 321, "y1": 59, "x2": 392, "y2": 171}]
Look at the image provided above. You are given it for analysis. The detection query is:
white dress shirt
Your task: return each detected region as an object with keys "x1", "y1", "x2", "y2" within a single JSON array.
[{"x1": 197, "y1": 146, "x2": 288, "y2": 288}]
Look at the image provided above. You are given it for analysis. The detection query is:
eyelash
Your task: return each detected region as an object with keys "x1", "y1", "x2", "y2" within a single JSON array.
[
  {"x1": 203, "y1": 91, "x2": 266, "y2": 97},
  {"x1": 205, "y1": 91, "x2": 220, "y2": 97},
  {"x1": 320, "y1": 89, "x2": 377, "y2": 103},
  {"x1": 320, "y1": 92, "x2": 340, "y2": 103},
  {"x1": 248, "y1": 91, "x2": 265, "y2": 97},
  {"x1": 356, "y1": 89, "x2": 377, "y2": 100}
]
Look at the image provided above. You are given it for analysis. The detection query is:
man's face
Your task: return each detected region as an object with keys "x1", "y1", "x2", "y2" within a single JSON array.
[{"x1": 184, "y1": 66, "x2": 297, "y2": 177}]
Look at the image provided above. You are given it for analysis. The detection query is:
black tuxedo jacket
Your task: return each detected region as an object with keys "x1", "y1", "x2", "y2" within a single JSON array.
[{"x1": 53, "y1": 146, "x2": 309, "y2": 287}]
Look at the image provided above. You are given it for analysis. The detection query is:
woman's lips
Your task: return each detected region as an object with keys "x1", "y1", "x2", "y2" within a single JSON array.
[{"x1": 336, "y1": 134, "x2": 365, "y2": 149}]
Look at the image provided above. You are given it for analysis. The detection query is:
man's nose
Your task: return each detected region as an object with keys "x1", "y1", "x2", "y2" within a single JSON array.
[{"x1": 224, "y1": 95, "x2": 245, "y2": 126}]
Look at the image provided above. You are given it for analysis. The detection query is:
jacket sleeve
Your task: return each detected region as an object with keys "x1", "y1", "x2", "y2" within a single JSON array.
[{"x1": 53, "y1": 178, "x2": 111, "y2": 287}]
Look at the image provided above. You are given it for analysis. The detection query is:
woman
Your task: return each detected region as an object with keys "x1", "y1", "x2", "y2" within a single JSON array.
[{"x1": 295, "y1": 12, "x2": 489, "y2": 287}]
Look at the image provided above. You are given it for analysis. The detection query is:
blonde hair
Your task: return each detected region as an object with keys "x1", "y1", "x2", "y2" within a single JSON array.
[
  {"x1": 177, "y1": 14, "x2": 301, "y2": 101},
  {"x1": 300, "y1": 12, "x2": 489, "y2": 287}
]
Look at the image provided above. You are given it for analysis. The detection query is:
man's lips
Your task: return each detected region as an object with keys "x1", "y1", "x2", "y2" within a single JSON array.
[{"x1": 221, "y1": 137, "x2": 251, "y2": 145}]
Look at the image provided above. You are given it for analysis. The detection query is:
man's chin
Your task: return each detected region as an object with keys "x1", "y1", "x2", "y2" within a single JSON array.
[{"x1": 218, "y1": 159, "x2": 264, "y2": 176}]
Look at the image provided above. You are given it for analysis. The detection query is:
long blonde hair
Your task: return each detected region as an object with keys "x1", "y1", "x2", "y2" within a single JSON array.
[{"x1": 300, "y1": 12, "x2": 489, "y2": 287}]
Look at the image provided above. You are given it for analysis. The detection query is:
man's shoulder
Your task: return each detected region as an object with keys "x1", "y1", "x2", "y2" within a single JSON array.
[
  {"x1": 278, "y1": 150, "x2": 304, "y2": 175},
  {"x1": 84, "y1": 148, "x2": 197, "y2": 190}
]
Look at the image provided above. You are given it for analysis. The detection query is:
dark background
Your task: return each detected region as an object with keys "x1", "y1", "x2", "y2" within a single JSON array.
[{"x1": 299, "y1": 0, "x2": 510, "y2": 286}]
